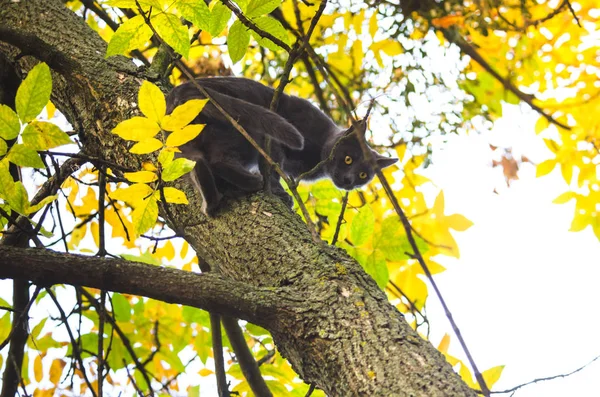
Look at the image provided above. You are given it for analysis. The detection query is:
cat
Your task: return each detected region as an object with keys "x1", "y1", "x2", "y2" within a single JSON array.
[{"x1": 165, "y1": 77, "x2": 397, "y2": 215}]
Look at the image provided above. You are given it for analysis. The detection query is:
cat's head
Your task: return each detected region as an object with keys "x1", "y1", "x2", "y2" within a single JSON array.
[{"x1": 325, "y1": 120, "x2": 398, "y2": 190}]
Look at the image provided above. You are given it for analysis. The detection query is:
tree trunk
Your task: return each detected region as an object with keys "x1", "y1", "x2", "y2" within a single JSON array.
[{"x1": 0, "y1": 1, "x2": 476, "y2": 395}]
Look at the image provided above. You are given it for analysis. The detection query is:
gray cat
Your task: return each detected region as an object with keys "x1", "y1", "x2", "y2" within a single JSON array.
[{"x1": 165, "y1": 77, "x2": 397, "y2": 215}]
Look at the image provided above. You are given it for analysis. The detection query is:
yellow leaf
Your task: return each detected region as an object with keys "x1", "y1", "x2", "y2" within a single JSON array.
[
  {"x1": 138, "y1": 81, "x2": 166, "y2": 123},
  {"x1": 458, "y1": 362, "x2": 477, "y2": 388},
  {"x1": 543, "y1": 138, "x2": 558, "y2": 153},
  {"x1": 90, "y1": 221, "x2": 100, "y2": 248},
  {"x1": 482, "y1": 365, "x2": 504, "y2": 389},
  {"x1": 368, "y1": 12, "x2": 377, "y2": 37},
  {"x1": 181, "y1": 241, "x2": 189, "y2": 258},
  {"x1": 536, "y1": 159, "x2": 556, "y2": 177},
  {"x1": 130, "y1": 138, "x2": 163, "y2": 154},
  {"x1": 161, "y1": 99, "x2": 208, "y2": 131},
  {"x1": 560, "y1": 163, "x2": 573, "y2": 184},
  {"x1": 535, "y1": 116, "x2": 549, "y2": 134},
  {"x1": 46, "y1": 101, "x2": 56, "y2": 119},
  {"x1": 431, "y1": 14, "x2": 465, "y2": 29},
  {"x1": 49, "y1": 359, "x2": 66, "y2": 384},
  {"x1": 380, "y1": 39, "x2": 402, "y2": 56},
  {"x1": 199, "y1": 368, "x2": 214, "y2": 376},
  {"x1": 142, "y1": 161, "x2": 158, "y2": 171},
  {"x1": 34, "y1": 354, "x2": 43, "y2": 382},
  {"x1": 166, "y1": 124, "x2": 205, "y2": 147},
  {"x1": 124, "y1": 170, "x2": 158, "y2": 183},
  {"x1": 395, "y1": 144, "x2": 406, "y2": 163},
  {"x1": 162, "y1": 186, "x2": 189, "y2": 204},
  {"x1": 155, "y1": 240, "x2": 176, "y2": 261},
  {"x1": 437, "y1": 334, "x2": 450, "y2": 354},
  {"x1": 113, "y1": 116, "x2": 160, "y2": 141},
  {"x1": 446, "y1": 214, "x2": 474, "y2": 231},
  {"x1": 570, "y1": 213, "x2": 589, "y2": 232},
  {"x1": 553, "y1": 191, "x2": 575, "y2": 204},
  {"x1": 352, "y1": 10, "x2": 364, "y2": 34},
  {"x1": 351, "y1": 40, "x2": 364, "y2": 75},
  {"x1": 110, "y1": 183, "x2": 154, "y2": 206}
]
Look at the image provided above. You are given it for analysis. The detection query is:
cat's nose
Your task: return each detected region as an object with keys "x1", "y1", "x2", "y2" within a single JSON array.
[{"x1": 343, "y1": 176, "x2": 352, "y2": 186}]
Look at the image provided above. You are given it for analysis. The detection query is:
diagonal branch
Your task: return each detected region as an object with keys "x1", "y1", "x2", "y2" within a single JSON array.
[{"x1": 440, "y1": 28, "x2": 570, "y2": 130}]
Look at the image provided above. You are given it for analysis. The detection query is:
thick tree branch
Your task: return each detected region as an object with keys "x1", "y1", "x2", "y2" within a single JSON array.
[{"x1": 0, "y1": 246, "x2": 290, "y2": 327}]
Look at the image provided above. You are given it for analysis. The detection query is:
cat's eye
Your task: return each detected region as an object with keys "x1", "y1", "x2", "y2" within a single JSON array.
[
  {"x1": 344, "y1": 156, "x2": 353, "y2": 165},
  {"x1": 359, "y1": 172, "x2": 367, "y2": 179}
]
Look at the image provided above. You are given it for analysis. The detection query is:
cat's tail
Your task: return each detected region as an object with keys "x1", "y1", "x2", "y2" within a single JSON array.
[{"x1": 166, "y1": 83, "x2": 304, "y2": 150}]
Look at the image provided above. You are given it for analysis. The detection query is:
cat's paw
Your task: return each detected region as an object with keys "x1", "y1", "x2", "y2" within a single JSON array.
[{"x1": 200, "y1": 192, "x2": 223, "y2": 217}]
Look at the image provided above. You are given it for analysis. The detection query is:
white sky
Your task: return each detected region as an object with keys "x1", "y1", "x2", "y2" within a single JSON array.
[{"x1": 422, "y1": 103, "x2": 600, "y2": 396}]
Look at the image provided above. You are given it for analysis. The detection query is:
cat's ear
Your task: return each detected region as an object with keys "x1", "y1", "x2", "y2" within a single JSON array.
[{"x1": 375, "y1": 153, "x2": 398, "y2": 169}]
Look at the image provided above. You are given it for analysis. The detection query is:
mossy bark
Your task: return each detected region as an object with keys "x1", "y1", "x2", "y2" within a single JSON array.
[{"x1": 0, "y1": 1, "x2": 477, "y2": 395}]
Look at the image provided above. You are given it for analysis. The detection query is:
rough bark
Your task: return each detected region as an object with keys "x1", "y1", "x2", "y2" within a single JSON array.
[{"x1": 0, "y1": 1, "x2": 477, "y2": 395}]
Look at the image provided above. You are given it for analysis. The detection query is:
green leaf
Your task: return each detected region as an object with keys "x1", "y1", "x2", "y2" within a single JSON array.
[
  {"x1": 246, "y1": 0, "x2": 281, "y2": 18},
  {"x1": 6, "y1": 144, "x2": 45, "y2": 169},
  {"x1": 21, "y1": 121, "x2": 72, "y2": 150},
  {"x1": 152, "y1": 13, "x2": 190, "y2": 59},
  {"x1": 112, "y1": 293, "x2": 132, "y2": 322},
  {"x1": 121, "y1": 251, "x2": 162, "y2": 266},
  {"x1": 0, "y1": 104, "x2": 21, "y2": 140},
  {"x1": 159, "y1": 348, "x2": 185, "y2": 372},
  {"x1": 208, "y1": 1, "x2": 232, "y2": 37},
  {"x1": 106, "y1": 15, "x2": 153, "y2": 58},
  {"x1": 0, "y1": 160, "x2": 13, "y2": 199},
  {"x1": 132, "y1": 195, "x2": 159, "y2": 236},
  {"x1": 0, "y1": 139, "x2": 6, "y2": 157},
  {"x1": 26, "y1": 194, "x2": 58, "y2": 215},
  {"x1": 182, "y1": 306, "x2": 209, "y2": 325},
  {"x1": 349, "y1": 205, "x2": 374, "y2": 246},
  {"x1": 162, "y1": 157, "x2": 196, "y2": 181},
  {"x1": 138, "y1": 81, "x2": 166, "y2": 123},
  {"x1": 362, "y1": 250, "x2": 388, "y2": 289},
  {"x1": 158, "y1": 149, "x2": 175, "y2": 167},
  {"x1": 251, "y1": 16, "x2": 289, "y2": 51},
  {"x1": 177, "y1": 0, "x2": 212, "y2": 31},
  {"x1": 15, "y1": 63, "x2": 52, "y2": 123},
  {"x1": 227, "y1": 20, "x2": 250, "y2": 64},
  {"x1": 376, "y1": 217, "x2": 428, "y2": 261},
  {"x1": 245, "y1": 323, "x2": 269, "y2": 336},
  {"x1": 3, "y1": 181, "x2": 29, "y2": 215},
  {"x1": 162, "y1": 158, "x2": 196, "y2": 182}
]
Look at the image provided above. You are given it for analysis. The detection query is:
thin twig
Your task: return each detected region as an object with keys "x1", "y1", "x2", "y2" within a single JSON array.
[
  {"x1": 331, "y1": 192, "x2": 348, "y2": 245},
  {"x1": 46, "y1": 287, "x2": 98, "y2": 397},
  {"x1": 219, "y1": 0, "x2": 292, "y2": 52},
  {"x1": 0, "y1": 286, "x2": 41, "y2": 352},
  {"x1": 491, "y1": 354, "x2": 600, "y2": 395}
]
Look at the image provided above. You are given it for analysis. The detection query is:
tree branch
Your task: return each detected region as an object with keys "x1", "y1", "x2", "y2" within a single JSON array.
[
  {"x1": 440, "y1": 28, "x2": 570, "y2": 130},
  {"x1": 0, "y1": 246, "x2": 290, "y2": 327}
]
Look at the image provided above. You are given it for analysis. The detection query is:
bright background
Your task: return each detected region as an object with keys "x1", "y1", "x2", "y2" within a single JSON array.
[{"x1": 423, "y1": 103, "x2": 600, "y2": 396}]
